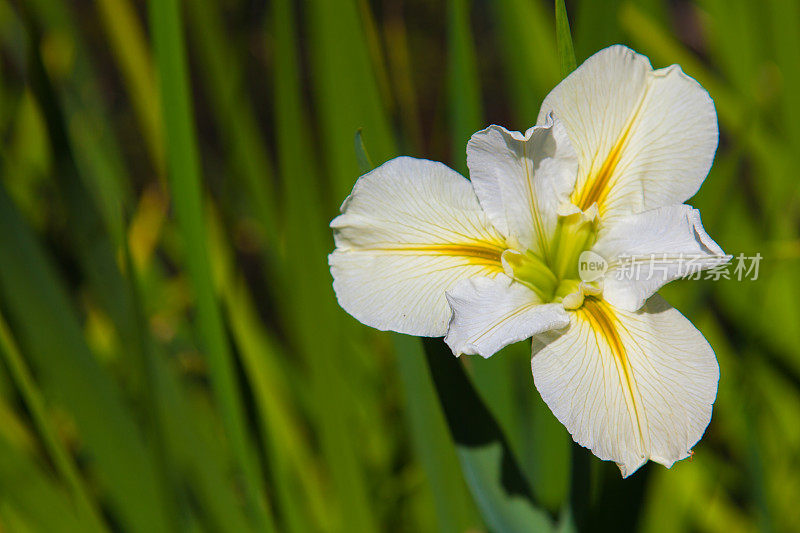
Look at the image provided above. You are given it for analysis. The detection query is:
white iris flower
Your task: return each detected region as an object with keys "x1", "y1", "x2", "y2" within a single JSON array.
[{"x1": 329, "y1": 45, "x2": 731, "y2": 477}]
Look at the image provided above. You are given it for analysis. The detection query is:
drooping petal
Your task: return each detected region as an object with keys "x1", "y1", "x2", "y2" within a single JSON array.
[
  {"x1": 592, "y1": 205, "x2": 731, "y2": 312},
  {"x1": 330, "y1": 156, "x2": 507, "y2": 336},
  {"x1": 531, "y1": 296, "x2": 719, "y2": 477},
  {"x1": 444, "y1": 275, "x2": 569, "y2": 358},
  {"x1": 466, "y1": 116, "x2": 578, "y2": 256},
  {"x1": 537, "y1": 45, "x2": 718, "y2": 223}
]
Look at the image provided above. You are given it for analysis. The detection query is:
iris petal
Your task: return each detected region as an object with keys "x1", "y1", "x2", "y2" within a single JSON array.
[
  {"x1": 537, "y1": 45, "x2": 718, "y2": 224},
  {"x1": 532, "y1": 296, "x2": 719, "y2": 477},
  {"x1": 330, "y1": 157, "x2": 506, "y2": 336}
]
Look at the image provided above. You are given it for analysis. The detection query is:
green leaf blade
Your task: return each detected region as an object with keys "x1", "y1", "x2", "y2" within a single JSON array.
[{"x1": 555, "y1": 0, "x2": 577, "y2": 78}]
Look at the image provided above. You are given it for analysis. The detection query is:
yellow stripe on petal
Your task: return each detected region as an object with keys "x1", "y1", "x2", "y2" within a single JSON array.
[
  {"x1": 581, "y1": 299, "x2": 648, "y2": 452},
  {"x1": 368, "y1": 243, "x2": 505, "y2": 267},
  {"x1": 573, "y1": 95, "x2": 645, "y2": 213}
]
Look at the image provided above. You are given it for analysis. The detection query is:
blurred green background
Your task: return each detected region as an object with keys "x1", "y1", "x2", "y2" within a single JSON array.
[{"x1": 0, "y1": 0, "x2": 798, "y2": 531}]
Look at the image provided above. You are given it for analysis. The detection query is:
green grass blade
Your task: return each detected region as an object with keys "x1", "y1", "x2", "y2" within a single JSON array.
[
  {"x1": 0, "y1": 181, "x2": 170, "y2": 532},
  {"x1": 184, "y1": 0, "x2": 278, "y2": 246},
  {"x1": 146, "y1": 338, "x2": 257, "y2": 533},
  {"x1": 768, "y1": 0, "x2": 800, "y2": 158},
  {"x1": 123, "y1": 217, "x2": 256, "y2": 531},
  {"x1": 700, "y1": 0, "x2": 763, "y2": 101},
  {"x1": 762, "y1": 0, "x2": 800, "y2": 216},
  {"x1": 0, "y1": 311, "x2": 107, "y2": 532},
  {"x1": 210, "y1": 215, "x2": 332, "y2": 532},
  {"x1": 148, "y1": 0, "x2": 274, "y2": 529},
  {"x1": 393, "y1": 336, "x2": 481, "y2": 533},
  {"x1": 447, "y1": 0, "x2": 482, "y2": 167},
  {"x1": 222, "y1": 286, "x2": 325, "y2": 533},
  {"x1": 490, "y1": 0, "x2": 559, "y2": 125},
  {"x1": 22, "y1": 0, "x2": 133, "y2": 246},
  {"x1": 424, "y1": 340, "x2": 554, "y2": 533},
  {"x1": 382, "y1": 7, "x2": 423, "y2": 150},
  {"x1": 356, "y1": 0, "x2": 395, "y2": 115},
  {"x1": 305, "y1": 0, "x2": 394, "y2": 200},
  {"x1": 95, "y1": 0, "x2": 164, "y2": 173},
  {"x1": 573, "y1": 0, "x2": 623, "y2": 61},
  {"x1": 119, "y1": 214, "x2": 189, "y2": 531},
  {"x1": 274, "y1": 1, "x2": 377, "y2": 529},
  {"x1": 0, "y1": 434, "x2": 93, "y2": 533},
  {"x1": 23, "y1": 27, "x2": 142, "y2": 380},
  {"x1": 355, "y1": 128, "x2": 375, "y2": 173},
  {"x1": 555, "y1": 0, "x2": 577, "y2": 77}
]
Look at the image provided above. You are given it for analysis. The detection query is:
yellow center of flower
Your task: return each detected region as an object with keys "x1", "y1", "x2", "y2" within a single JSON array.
[{"x1": 503, "y1": 211, "x2": 599, "y2": 307}]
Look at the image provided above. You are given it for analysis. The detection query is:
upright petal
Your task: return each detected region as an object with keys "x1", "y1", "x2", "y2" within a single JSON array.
[
  {"x1": 537, "y1": 45, "x2": 718, "y2": 223},
  {"x1": 466, "y1": 116, "x2": 578, "y2": 256},
  {"x1": 592, "y1": 205, "x2": 731, "y2": 312},
  {"x1": 531, "y1": 296, "x2": 719, "y2": 477},
  {"x1": 330, "y1": 156, "x2": 506, "y2": 336},
  {"x1": 444, "y1": 275, "x2": 569, "y2": 358}
]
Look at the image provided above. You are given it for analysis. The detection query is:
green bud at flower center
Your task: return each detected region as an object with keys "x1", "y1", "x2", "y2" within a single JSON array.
[
  {"x1": 502, "y1": 249, "x2": 558, "y2": 301},
  {"x1": 550, "y1": 210, "x2": 599, "y2": 281},
  {"x1": 503, "y1": 210, "x2": 599, "y2": 305}
]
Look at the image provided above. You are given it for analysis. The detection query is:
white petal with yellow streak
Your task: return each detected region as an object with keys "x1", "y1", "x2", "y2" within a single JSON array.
[
  {"x1": 531, "y1": 296, "x2": 719, "y2": 477},
  {"x1": 466, "y1": 116, "x2": 578, "y2": 255},
  {"x1": 444, "y1": 275, "x2": 569, "y2": 358},
  {"x1": 536, "y1": 45, "x2": 718, "y2": 223},
  {"x1": 330, "y1": 156, "x2": 506, "y2": 336}
]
